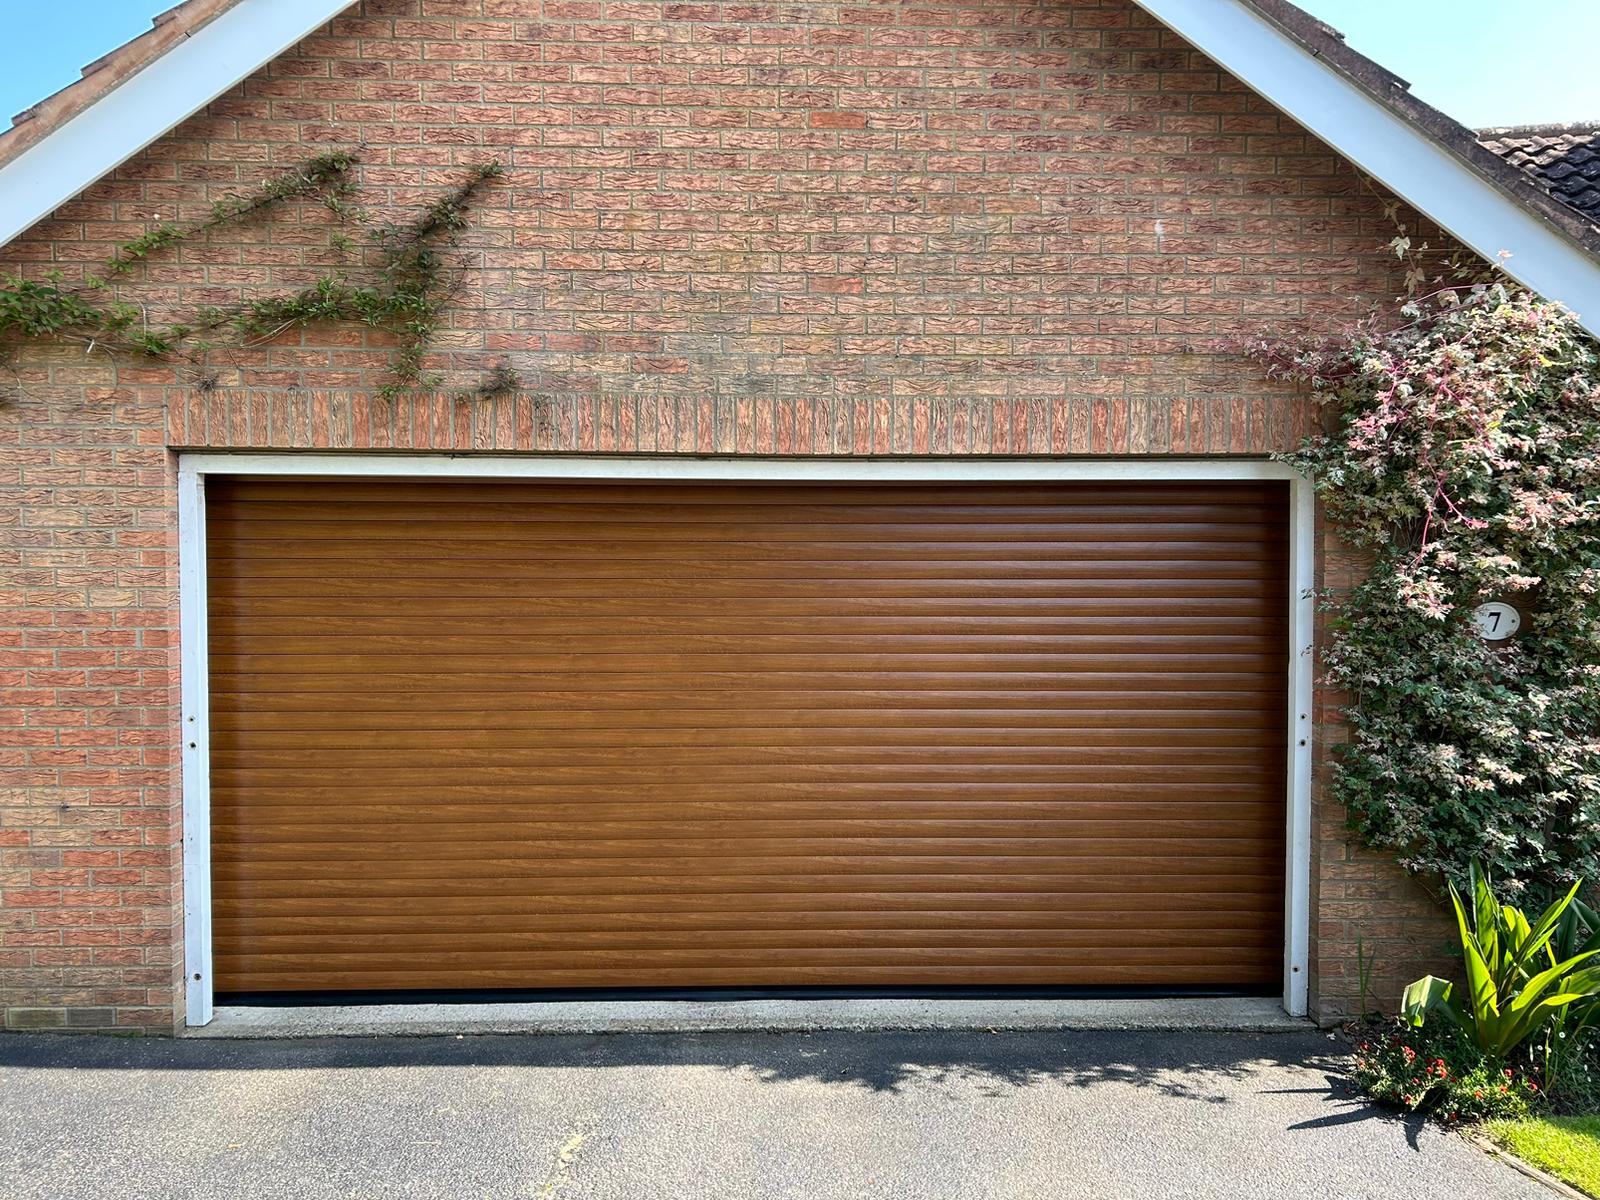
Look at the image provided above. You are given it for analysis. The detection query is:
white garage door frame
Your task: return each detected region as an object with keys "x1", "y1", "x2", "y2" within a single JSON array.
[{"x1": 177, "y1": 452, "x2": 1315, "y2": 1027}]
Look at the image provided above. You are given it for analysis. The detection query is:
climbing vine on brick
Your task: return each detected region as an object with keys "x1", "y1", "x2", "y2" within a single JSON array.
[
  {"x1": 1242, "y1": 285, "x2": 1600, "y2": 894},
  {"x1": 0, "y1": 152, "x2": 512, "y2": 400}
]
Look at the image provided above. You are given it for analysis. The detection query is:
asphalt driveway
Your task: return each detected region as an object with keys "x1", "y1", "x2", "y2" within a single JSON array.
[{"x1": 0, "y1": 1027, "x2": 1550, "y2": 1200}]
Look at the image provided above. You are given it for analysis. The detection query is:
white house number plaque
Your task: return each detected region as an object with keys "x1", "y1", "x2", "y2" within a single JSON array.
[{"x1": 1473, "y1": 602, "x2": 1521, "y2": 642}]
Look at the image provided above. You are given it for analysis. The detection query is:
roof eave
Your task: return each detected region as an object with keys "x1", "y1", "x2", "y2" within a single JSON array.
[{"x1": 1132, "y1": 0, "x2": 1600, "y2": 338}]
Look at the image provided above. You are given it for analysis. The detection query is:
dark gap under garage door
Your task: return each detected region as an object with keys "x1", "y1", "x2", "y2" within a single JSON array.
[{"x1": 206, "y1": 478, "x2": 1290, "y2": 995}]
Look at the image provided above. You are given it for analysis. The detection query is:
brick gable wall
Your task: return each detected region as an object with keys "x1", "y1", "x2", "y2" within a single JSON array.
[{"x1": 1, "y1": 0, "x2": 1452, "y2": 1032}]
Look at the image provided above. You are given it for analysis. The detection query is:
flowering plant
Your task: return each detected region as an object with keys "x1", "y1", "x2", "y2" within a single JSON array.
[
  {"x1": 1352, "y1": 1019, "x2": 1537, "y2": 1121},
  {"x1": 1243, "y1": 286, "x2": 1600, "y2": 890}
]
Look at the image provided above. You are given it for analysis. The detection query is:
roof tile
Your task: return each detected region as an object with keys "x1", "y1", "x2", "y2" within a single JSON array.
[{"x1": 1479, "y1": 123, "x2": 1600, "y2": 225}]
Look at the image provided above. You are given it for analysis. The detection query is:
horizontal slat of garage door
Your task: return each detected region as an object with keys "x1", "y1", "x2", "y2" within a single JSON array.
[{"x1": 207, "y1": 479, "x2": 1289, "y2": 994}]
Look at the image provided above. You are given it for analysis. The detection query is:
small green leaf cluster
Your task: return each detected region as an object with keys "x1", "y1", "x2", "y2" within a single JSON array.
[
  {"x1": 207, "y1": 149, "x2": 361, "y2": 226},
  {"x1": 102, "y1": 224, "x2": 184, "y2": 277},
  {"x1": 0, "y1": 273, "x2": 106, "y2": 338},
  {"x1": 1247, "y1": 286, "x2": 1600, "y2": 892}
]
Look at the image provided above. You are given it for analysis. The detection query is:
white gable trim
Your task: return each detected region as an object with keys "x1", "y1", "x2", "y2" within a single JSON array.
[
  {"x1": 0, "y1": 0, "x2": 354, "y2": 249},
  {"x1": 1133, "y1": 0, "x2": 1600, "y2": 337}
]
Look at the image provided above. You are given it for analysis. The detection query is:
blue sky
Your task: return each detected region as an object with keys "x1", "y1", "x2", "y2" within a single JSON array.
[
  {"x1": 1304, "y1": 0, "x2": 1600, "y2": 128},
  {"x1": 0, "y1": 1, "x2": 1596, "y2": 130}
]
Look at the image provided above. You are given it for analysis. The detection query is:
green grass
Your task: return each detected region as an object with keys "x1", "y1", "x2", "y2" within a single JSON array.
[{"x1": 1485, "y1": 1115, "x2": 1600, "y2": 1196}]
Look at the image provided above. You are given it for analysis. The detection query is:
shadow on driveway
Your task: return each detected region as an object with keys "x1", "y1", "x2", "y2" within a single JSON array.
[
  {"x1": 0, "y1": 1028, "x2": 1538, "y2": 1200},
  {"x1": 0, "y1": 1024, "x2": 1341, "y2": 1098}
]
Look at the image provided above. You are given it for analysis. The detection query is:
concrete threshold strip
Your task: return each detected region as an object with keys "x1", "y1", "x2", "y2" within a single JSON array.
[{"x1": 191, "y1": 996, "x2": 1309, "y2": 1039}]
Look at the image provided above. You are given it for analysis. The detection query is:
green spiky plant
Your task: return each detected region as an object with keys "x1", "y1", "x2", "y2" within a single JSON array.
[{"x1": 1402, "y1": 864, "x2": 1600, "y2": 1061}]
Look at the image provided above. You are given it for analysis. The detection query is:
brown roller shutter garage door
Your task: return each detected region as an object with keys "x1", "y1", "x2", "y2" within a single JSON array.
[{"x1": 207, "y1": 478, "x2": 1289, "y2": 996}]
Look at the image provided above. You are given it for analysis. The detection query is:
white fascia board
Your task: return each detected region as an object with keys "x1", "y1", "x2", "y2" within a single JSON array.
[
  {"x1": 1132, "y1": 0, "x2": 1600, "y2": 339},
  {"x1": 0, "y1": 0, "x2": 355, "y2": 250},
  {"x1": 179, "y1": 451, "x2": 1300, "y2": 482}
]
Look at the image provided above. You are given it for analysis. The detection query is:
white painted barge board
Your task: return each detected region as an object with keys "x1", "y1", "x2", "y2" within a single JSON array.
[{"x1": 0, "y1": 0, "x2": 356, "y2": 249}]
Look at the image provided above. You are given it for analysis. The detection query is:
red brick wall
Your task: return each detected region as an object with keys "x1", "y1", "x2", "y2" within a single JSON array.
[
  {"x1": 1308, "y1": 515, "x2": 1456, "y2": 1022},
  {"x1": 1, "y1": 0, "x2": 1451, "y2": 1032},
  {"x1": 0, "y1": 396, "x2": 180, "y2": 1031}
]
